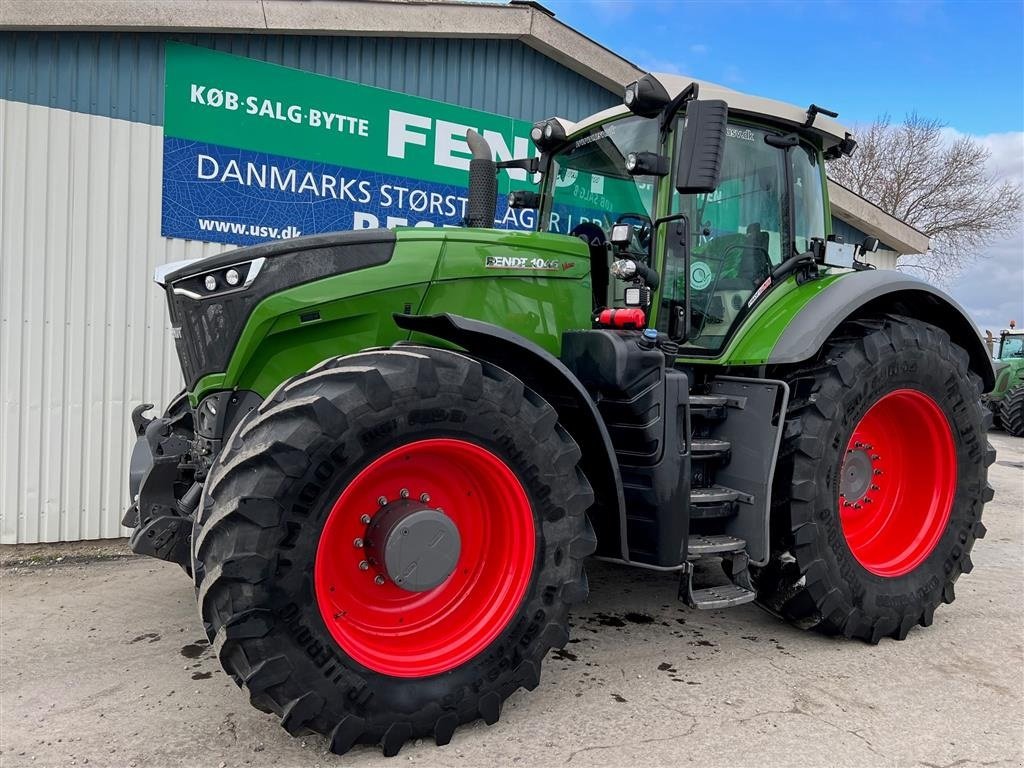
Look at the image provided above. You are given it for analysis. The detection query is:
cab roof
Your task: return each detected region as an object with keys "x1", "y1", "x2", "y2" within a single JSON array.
[{"x1": 558, "y1": 72, "x2": 853, "y2": 151}]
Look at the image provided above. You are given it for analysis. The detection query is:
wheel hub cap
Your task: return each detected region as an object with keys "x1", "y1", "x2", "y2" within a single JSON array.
[
  {"x1": 839, "y1": 448, "x2": 874, "y2": 501},
  {"x1": 367, "y1": 500, "x2": 462, "y2": 592}
]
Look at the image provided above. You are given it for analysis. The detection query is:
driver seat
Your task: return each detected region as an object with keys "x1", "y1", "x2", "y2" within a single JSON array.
[{"x1": 718, "y1": 223, "x2": 771, "y2": 290}]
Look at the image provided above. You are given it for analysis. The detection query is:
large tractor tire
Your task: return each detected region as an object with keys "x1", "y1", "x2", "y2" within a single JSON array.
[
  {"x1": 999, "y1": 384, "x2": 1024, "y2": 436},
  {"x1": 757, "y1": 316, "x2": 994, "y2": 643},
  {"x1": 192, "y1": 346, "x2": 595, "y2": 756}
]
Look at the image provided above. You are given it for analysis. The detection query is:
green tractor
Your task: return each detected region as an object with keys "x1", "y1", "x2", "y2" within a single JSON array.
[
  {"x1": 125, "y1": 73, "x2": 995, "y2": 756},
  {"x1": 988, "y1": 327, "x2": 1024, "y2": 435}
]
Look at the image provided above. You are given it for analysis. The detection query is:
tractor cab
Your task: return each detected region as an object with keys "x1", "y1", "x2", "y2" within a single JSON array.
[
  {"x1": 997, "y1": 328, "x2": 1024, "y2": 360},
  {"x1": 510, "y1": 73, "x2": 874, "y2": 354}
]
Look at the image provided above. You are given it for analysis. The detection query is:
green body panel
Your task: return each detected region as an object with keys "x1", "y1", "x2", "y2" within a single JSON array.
[
  {"x1": 419, "y1": 228, "x2": 592, "y2": 355},
  {"x1": 189, "y1": 228, "x2": 593, "y2": 403}
]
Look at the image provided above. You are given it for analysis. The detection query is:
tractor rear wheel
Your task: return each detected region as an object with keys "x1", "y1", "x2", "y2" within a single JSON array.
[
  {"x1": 192, "y1": 346, "x2": 595, "y2": 755},
  {"x1": 999, "y1": 383, "x2": 1024, "y2": 436},
  {"x1": 757, "y1": 316, "x2": 994, "y2": 642}
]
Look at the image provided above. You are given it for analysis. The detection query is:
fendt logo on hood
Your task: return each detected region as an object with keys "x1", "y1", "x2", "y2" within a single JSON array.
[{"x1": 485, "y1": 255, "x2": 575, "y2": 271}]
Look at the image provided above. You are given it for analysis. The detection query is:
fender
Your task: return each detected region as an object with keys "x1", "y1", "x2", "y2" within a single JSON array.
[
  {"x1": 394, "y1": 312, "x2": 629, "y2": 560},
  {"x1": 769, "y1": 270, "x2": 995, "y2": 391}
]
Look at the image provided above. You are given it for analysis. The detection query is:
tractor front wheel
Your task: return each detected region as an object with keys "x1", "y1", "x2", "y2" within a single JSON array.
[
  {"x1": 192, "y1": 346, "x2": 595, "y2": 755},
  {"x1": 999, "y1": 383, "x2": 1024, "y2": 436},
  {"x1": 757, "y1": 316, "x2": 994, "y2": 642}
]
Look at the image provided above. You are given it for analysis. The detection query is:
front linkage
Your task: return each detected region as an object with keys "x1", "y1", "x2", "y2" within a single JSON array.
[{"x1": 122, "y1": 394, "x2": 201, "y2": 571}]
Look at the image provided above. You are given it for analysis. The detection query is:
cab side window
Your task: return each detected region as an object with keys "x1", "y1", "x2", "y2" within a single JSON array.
[{"x1": 791, "y1": 143, "x2": 827, "y2": 254}]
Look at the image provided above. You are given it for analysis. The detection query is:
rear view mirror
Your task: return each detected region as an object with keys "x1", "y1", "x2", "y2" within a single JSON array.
[{"x1": 675, "y1": 99, "x2": 728, "y2": 195}]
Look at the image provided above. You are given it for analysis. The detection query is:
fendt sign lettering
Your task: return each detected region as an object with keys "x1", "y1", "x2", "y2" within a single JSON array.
[{"x1": 161, "y1": 43, "x2": 538, "y2": 246}]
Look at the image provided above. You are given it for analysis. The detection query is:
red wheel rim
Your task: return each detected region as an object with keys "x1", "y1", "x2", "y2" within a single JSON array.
[
  {"x1": 838, "y1": 389, "x2": 957, "y2": 577},
  {"x1": 314, "y1": 438, "x2": 535, "y2": 678}
]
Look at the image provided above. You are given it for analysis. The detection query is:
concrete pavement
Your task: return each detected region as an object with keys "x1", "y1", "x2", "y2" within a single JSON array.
[{"x1": 2, "y1": 433, "x2": 1022, "y2": 768}]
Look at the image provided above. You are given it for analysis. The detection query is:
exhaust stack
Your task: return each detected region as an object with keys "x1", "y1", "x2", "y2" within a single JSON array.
[{"x1": 465, "y1": 129, "x2": 497, "y2": 228}]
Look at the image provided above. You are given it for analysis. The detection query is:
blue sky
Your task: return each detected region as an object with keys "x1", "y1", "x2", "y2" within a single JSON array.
[
  {"x1": 544, "y1": 0, "x2": 1024, "y2": 332},
  {"x1": 546, "y1": 0, "x2": 1023, "y2": 134}
]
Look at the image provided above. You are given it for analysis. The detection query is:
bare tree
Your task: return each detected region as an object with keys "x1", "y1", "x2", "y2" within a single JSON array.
[{"x1": 827, "y1": 114, "x2": 1022, "y2": 280}]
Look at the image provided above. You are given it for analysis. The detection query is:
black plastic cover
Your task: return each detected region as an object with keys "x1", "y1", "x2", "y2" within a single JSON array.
[
  {"x1": 562, "y1": 330, "x2": 691, "y2": 566},
  {"x1": 676, "y1": 99, "x2": 728, "y2": 194}
]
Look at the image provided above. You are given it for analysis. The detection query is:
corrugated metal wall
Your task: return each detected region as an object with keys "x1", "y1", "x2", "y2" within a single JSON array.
[
  {"x1": 1, "y1": 32, "x2": 618, "y2": 126},
  {"x1": 0, "y1": 99, "x2": 230, "y2": 543},
  {"x1": 0, "y1": 32, "x2": 618, "y2": 544}
]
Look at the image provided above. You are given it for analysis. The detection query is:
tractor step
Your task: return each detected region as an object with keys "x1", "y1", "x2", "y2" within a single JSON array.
[
  {"x1": 691, "y1": 438, "x2": 731, "y2": 458},
  {"x1": 689, "y1": 394, "x2": 729, "y2": 420},
  {"x1": 688, "y1": 484, "x2": 743, "y2": 519},
  {"x1": 689, "y1": 583, "x2": 757, "y2": 610},
  {"x1": 687, "y1": 534, "x2": 746, "y2": 556},
  {"x1": 679, "y1": 534, "x2": 756, "y2": 610},
  {"x1": 690, "y1": 485, "x2": 742, "y2": 503}
]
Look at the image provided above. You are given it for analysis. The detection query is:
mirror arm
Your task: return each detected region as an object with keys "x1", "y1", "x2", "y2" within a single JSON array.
[
  {"x1": 495, "y1": 156, "x2": 541, "y2": 173},
  {"x1": 658, "y1": 81, "x2": 699, "y2": 139}
]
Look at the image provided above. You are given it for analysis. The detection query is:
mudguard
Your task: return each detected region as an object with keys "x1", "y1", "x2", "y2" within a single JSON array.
[
  {"x1": 394, "y1": 312, "x2": 629, "y2": 560},
  {"x1": 770, "y1": 270, "x2": 995, "y2": 391}
]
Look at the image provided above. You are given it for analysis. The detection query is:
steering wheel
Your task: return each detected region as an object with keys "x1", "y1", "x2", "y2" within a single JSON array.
[{"x1": 686, "y1": 234, "x2": 773, "y2": 332}]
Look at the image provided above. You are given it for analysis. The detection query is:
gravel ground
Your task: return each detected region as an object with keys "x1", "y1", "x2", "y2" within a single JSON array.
[{"x1": 1, "y1": 432, "x2": 1021, "y2": 768}]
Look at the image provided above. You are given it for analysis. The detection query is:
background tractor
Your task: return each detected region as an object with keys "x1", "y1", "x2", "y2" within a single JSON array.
[
  {"x1": 987, "y1": 326, "x2": 1024, "y2": 435},
  {"x1": 125, "y1": 72, "x2": 995, "y2": 756}
]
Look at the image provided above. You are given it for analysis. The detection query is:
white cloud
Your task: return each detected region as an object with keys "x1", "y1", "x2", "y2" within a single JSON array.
[
  {"x1": 939, "y1": 130, "x2": 1024, "y2": 333},
  {"x1": 624, "y1": 47, "x2": 686, "y2": 75},
  {"x1": 689, "y1": 43, "x2": 710, "y2": 55}
]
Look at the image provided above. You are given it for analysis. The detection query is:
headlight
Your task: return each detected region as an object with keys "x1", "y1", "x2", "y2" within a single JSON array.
[
  {"x1": 530, "y1": 118, "x2": 567, "y2": 152},
  {"x1": 167, "y1": 258, "x2": 266, "y2": 300}
]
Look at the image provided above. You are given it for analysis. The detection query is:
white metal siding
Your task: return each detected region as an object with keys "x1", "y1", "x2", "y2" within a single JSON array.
[{"x1": 0, "y1": 98, "x2": 231, "y2": 543}]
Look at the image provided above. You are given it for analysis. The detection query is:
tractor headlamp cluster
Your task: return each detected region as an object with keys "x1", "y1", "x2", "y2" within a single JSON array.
[
  {"x1": 530, "y1": 118, "x2": 567, "y2": 152},
  {"x1": 623, "y1": 75, "x2": 673, "y2": 118},
  {"x1": 167, "y1": 257, "x2": 266, "y2": 300}
]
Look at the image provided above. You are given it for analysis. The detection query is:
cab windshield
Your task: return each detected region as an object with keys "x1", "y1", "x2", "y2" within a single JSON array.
[
  {"x1": 543, "y1": 115, "x2": 659, "y2": 255},
  {"x1": 1000, "y1": 335, "x2": 1024, "y2": 359}
]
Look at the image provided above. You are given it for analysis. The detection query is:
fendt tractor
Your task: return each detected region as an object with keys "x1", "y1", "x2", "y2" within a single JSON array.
[
  {"x1": 125, "y1": 73, "x2": 995, "y2": 756},
  {"x1": 987, "y1": 326, "x2": 1024, "y2": 435}
]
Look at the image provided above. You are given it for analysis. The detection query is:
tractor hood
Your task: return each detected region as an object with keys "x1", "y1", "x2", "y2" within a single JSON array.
[{"x1": 158, "y1": 230, "x2": 398, "y2": 389}]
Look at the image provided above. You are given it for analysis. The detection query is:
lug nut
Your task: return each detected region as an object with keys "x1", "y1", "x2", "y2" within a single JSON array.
[
  {"x1": 374, "y1": 575, "x2": 385, "y2": 585},
  {"x1": 377, "y1": 496, "x2": 388, "y2": 506},
  {"x1": 855, "y1": 442, "x2": 863, "y2": 448},
  {"x1": 358, "y1": 560, "x2": 369, "y2": 571},
  {"x1": 420, "y1": 493, "x2": 430, "y2": 503},
  {"x1": 360, "y1": 513, "x2": 371, "y2": 524},
  {"x1": 353, "y1": 538, "x2": 364, "y2": 548},
  {"x1": 400, "y1": 488, "x2": 410, "y2": 499},
  {"x1": 871, "y1": 484, "x2": 880, "y2": 491},
  {"x1": 873, "y1": 469, "x2": 883, "y2": 476},
  {"x1": 871, "y1": 454, "x2": 881, "y2": 460}
]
